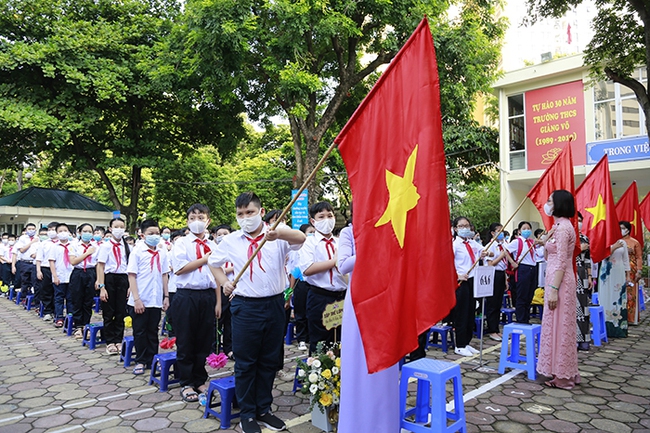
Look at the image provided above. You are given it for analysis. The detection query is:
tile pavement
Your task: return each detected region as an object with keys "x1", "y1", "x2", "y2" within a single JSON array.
[{"x1": 0, "y1": 295, "x2": 648, "y2": 432}]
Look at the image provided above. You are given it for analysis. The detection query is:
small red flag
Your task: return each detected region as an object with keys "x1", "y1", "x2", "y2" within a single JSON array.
[
  {"x1": 336, "y1": 18, "x2": 456, "y2": 373},
  {"x1": 615, "y1": 181, "x2": 643, "y2": 250},
  {"x1": 575, "y1": 155, "x2": 620, "y2": 263},
  {"x1": 640, "y1": 191, "x2": 650, "y2": 232},
  {"x1": 527, "y1": 143, "x2": 575, "y2": 231}
]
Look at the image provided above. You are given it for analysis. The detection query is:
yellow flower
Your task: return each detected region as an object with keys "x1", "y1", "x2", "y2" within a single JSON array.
[
  {"x1": 321, "y1": 369, "x2": 332, "y2": 379},
  {"x1": 319, "y1": 393, "x2": 333, "y2": 407},
  {"x1": 335, "y1": 358, "x2": 341, "y2": 367}
]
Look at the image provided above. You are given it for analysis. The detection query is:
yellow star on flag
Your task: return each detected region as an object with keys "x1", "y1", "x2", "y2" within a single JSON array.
[
  {"x1": 585, "y1": 194, "x2": 607, "y2": 229},
  {"x1": 375, "y1": 145, "x2": 420, "y2": 248},
  {"x1": 631, "y1": 210, "x2": 638, "y2": 232}
]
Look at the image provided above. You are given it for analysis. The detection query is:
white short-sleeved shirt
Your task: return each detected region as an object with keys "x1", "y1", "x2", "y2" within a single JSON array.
[
  {"x1": 453, "y1": 236, "x2": 484, "y2": 278},
  {"x1": 49, "y1": 242, "x2": 74, "y2": 284},
  {"x1": 171, "y1": 233, "x2": 217, "y2": 290},
  {"x1": 209, "y1": 225, "x2": 301, "y2": 298},
  {"x1": 507, "y1": 237, "x2": 536, "y2": 266},
  {"x1": 70, "y1": 242, "x2": 99, "y2": 270},
  {"x1": 36, "y1": 240, "x2": 59, "y2": 266},
  {"x1": 127, "y1": 242, "x2": 169, "y2": 308},
  {"x1": 298, "y1": 232, "x2": 347, "y2": 291},
  {"x1": 96, "y1": 238, "x2": 129, "y2": 274},
  {"x1": 4, "y1": 244, "x2": 16, "y2": 262},
  {"x1": 15, "y1": 234, "x2": 39, "y2": 262},
  {"x1": 488, "y1": 241, "x2": 509, "y2": 272},
  {"x1": 534, "y1": 245, "x2": 545, "y2": 263}
]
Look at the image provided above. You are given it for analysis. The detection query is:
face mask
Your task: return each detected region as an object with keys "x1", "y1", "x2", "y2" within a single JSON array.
[
  {"x1": 237, "y1": 213, "x2": 262, "y2": 234},
  {"x1": 93, "y1": 235, "x2": 103, "y2": 242},
  {"x1": 578, "y1": 222, "x2": 583, "y2": 231},
  {"x1": 111, "y1": 228, "x2": 125, "y2": 239},
  {"x1": 543, "y1": 202, "x2": 554, "y2": 217},
  {"x1": 57, "y1": 232, "x2": 70, "y2": 241},
  {"x1": 1, "y1": 239, "x2": 7, "y2": 245},
  {"x1": 215, "y1": 235, "x2": 224, "y2": 244},
  {"x1": 26, "y1": 229, "x2": 36, "y2": 237},
  {"x1": 521, "y1": 229, "x2": 532, "y2": 239},
  {"x1": 81, "y1": 233, "x2": 93, "y2": 243},
  {"x1": 39, "y1": 235, "x2": 49, "y2": 241},
  {"x1": 621, "y1": 228, "x2": 629, "y2": 236},
  {"x1": 47, "y1": 230, "x2": 57, "y2": 239},
  {"x1": 8, "y1": 241, "x2": 15, "y2": 246},
  {"x1": 307, "y1": 233, "x2": 315, "y2": 237},
  {"x1": 496, "y1": 233, "x2": 505, "y2": 241},
  {"x1": 188, "y1": 220, "x2": 207, "y2": 235},
  {"x1": 457, "y1": 228, "x2": 474, "y2": 239},
  {"x1": 145, "y1": 235, "x2": 161, "y2": 247},
  {"x1": 162, "y1": 233, "x2": 170, "y2": 241},
  {"x1": 313, "y1": 218, "x2": 335, "y2": 235}
]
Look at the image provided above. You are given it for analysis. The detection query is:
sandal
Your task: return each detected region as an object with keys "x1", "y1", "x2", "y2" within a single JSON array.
[
  {"x1": 180, "y1": 386, "x2": 199, "y2": 403},
  {"x1": 105, "y1": 343, "x2": 119, "y2": 355},
  {"x1": 133, "y1": 364, "x2": 145, "y2": 375}
]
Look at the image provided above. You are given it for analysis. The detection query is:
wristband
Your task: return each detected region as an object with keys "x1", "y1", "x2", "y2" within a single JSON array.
[
  {"x1": 97, "y1": 284, "x2": 105, "y2": 289},
  {"x1": 134, "y1": 297, "x2": 140, "y2": 302},
  {"x1": 549, "y1": 285, "x2": 559, "y2": 290},
  {"x1": 164, "y1": 296, "x2": 169, "y2": 299}
]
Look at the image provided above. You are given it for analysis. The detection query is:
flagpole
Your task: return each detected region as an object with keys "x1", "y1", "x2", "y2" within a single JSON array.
[
  {"x1": 231, "y1": 141, "x2": 339, "y2": 287},
  {"x1": 515, "y1": 229, "x2": 554, "y2": 266}
]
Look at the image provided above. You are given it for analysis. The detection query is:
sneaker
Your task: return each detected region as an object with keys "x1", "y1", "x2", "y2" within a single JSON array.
[
  {"x1": 256, "y1": 412, "x2": 286, "y2": 431},
  {"x1": 454, "y1": 347, "x2": 473, "y2": 357},
  {"x1": 42, "y1": 314, "x2": 53, "y2": 321},
  {"x1": 488, "y1": 333, "x2": 502, "y2": 341},
  {"x1": 240, "y1": 417, "x2": 262, "y2": 433},
  {"x1": 54, "y1": 319, "x2": 64, "y2": 328},
  {"x1": 298, "y1": 341, "x2": 308, "y2": 351},
  {"x1": 73, "y1": 328, "x2": 83, "y2": 339},
  {"x1": 466, "y1": 345, "x2": 480, "y2": 355},
  {"x1": 276, "y1": 370, "x2": 294, "y2": 382},
  {"x1": 577, "y1": 342, "x2": 590, "y2": 352}
]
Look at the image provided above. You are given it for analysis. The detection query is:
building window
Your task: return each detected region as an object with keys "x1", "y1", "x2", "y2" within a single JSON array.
[
  {"x1": 508, "y1": 94, "x2": 525, "y2": 170},
  {"x1": 593, "y1": 68, "x2": 647, "y2": 140}
]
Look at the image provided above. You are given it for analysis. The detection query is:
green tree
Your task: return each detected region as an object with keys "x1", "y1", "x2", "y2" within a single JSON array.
[
  {"x1": 451, "y1": 172, "x2": 501, "y2": 237},
  {"x1": 525, "y1": 0, "x2": 650, "y2": 137},
  {"x1": 0, "y1": 0, "x2": 245, "y2": 230},
  {"x1": 182, "y1": 0, "x2": 505, "y2": 201}
]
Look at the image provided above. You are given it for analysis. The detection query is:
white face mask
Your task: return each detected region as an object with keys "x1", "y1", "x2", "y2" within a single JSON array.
[
  {"x1": 313, "y1": 218, "x2": 335, "y2": 235},
  {"x1": 543, "y1": 202, "x2": 554, "y2": 217},
  {"x1": 621, "y1": 228, "x2": 629, "y2": 236},
  {"x1": 1, "y1": 239, "x2": 7, "y2": 245},
  {"x1": 111, "y1": 228, "x2": 125, "y2": 239},
  {"x1": 57, "y1": 232, "x2": 70, "y2": 241},
  {"x1": 237, "y1": 213, "x2": 262, "y2": 234},
  {"x1": 8, "y1": 241, "x2": 15, "y2": 246},
  {"x1": 188, "y1": 220, "x2": 207, "y2": 235},
  {"x1": 578, "y1": 221, "x2": 583, "y2": 231},
  {"x1": 47, "y1": 230, "x2": 57, "y2": 239}
]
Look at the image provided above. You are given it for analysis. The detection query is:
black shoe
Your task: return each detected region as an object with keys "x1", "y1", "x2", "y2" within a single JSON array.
[
  {"x1": 577, "y1": 342, "x2": 590, "y2": 352},
  {"x1": 240, "y1": 417, "x2": 262, "y2": 433},
  {"x1": 256, "y1": 412, "x2": 286, "y2": 431}
]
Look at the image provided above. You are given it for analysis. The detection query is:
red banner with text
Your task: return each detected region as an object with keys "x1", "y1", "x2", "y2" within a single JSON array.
[{"x1": 525, "y1": 80, "x2": 586, "y2": 170}]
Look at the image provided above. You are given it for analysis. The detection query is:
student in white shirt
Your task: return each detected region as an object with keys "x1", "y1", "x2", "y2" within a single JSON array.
[
  {"x1": 15, "y1": 222, "x2": 39, "y2": 296},
  {"x1": 171, "y1": 204, "x2": 220, "y2": 404},
  {"x1": 160, "y1": 230, "x2": 183, "y2": 343},
  {"x1": 452, "y1": 216, "x2": 487, "y2": 357},
  {"x1": 2, "y1": 234, "x2": 16, "y2": 289},
  {"x1": 0, "y1": 233, "x2": 8, "y2": 288},
  {"x1": 32, "y1": 227, "x2": 49, "y2": 308},
  {"x1": 36, "y1": 222, "x2": 60, "y2": 321},
  {"x1": 69, "y1": 223, "x2": 99, "y2": 337},
  {"x1": 127, "y1": 220, "x2": 170, "y2": 376},
  {"x1": 507, "y1": 221, "x2": 538, "y2": 324},
  {"x1": 211, "y1": 224, "x2": 234, "y2": 358},
  {"x1": 96, "y1": 218, "x2": 130, "y2": 355},
  {"x1": 485, "y1": 223, "x2": 517, "y2": 341},
  {"x1": 49, "y1": 223, "x2": 75, "y2": 328},
  {"x1": 211, "y1": 192, "x2": 305, "y2": 433}
]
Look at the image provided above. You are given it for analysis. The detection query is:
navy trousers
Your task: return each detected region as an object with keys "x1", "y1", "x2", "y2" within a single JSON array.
[{"x1": 515, "y1": 264, "x2": 537, "y2": 324}]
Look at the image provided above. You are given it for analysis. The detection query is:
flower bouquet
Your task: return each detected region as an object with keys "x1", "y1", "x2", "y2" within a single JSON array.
[{"x1": 296, "y1": 342, "x2": 341, "y2": 413}]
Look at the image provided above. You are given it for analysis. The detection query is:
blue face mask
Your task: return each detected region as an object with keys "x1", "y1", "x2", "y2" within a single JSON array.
[
  {"x1": 496, "y1": 233, "x2": 505, "y2": 241},
  {"x1": 93, "y1": 235, "x2": 103, "y2": 242},
  {"x1": 145, "y1": 235, "x2": 161, "y2": 247},
  {"x1": 521, "y1": 229, "x2": 532, "y2": 239},
  {"x1": 457, "y1": 228, "x2": 474, "y2": 239},
  {"x1": 81, "y1": 232, "x2": 93, "y2": 243},
  {"x1": 161, "y1": 233, "x2": 170, "y2": 241}
]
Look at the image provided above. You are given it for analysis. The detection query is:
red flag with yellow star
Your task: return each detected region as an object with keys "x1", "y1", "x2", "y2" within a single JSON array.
[
  {"x1": 616, "y1": 181, "x2": 643, "y2": 250},
  {"x1": 335, "y1": 18, "x2": 456, "y2": 373},
  {"x1": 527, "y1": 143, "x2": 575, "y2": 231},
  {"x1": 640, "y1": 191, "x2": 650, "y2": 232},
  {"x1": 575, "y1": 155, "x2": 619, "y2": 263}
]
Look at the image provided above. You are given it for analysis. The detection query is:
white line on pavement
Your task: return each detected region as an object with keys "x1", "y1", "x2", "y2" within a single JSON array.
[
  {"x1": 121, "y1": 407, "x2": 155, "y2": 418},
  {"x1": 24, "y1": 406, "x2": 63, "y2": 417},
  {"x1": 0, "y1": 414, "x2": 25, "y2": 426}
]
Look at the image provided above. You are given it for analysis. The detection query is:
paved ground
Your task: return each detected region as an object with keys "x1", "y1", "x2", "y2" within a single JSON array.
[{"x1": 0, "y1": 295, "x2": 648, "y2": 433}]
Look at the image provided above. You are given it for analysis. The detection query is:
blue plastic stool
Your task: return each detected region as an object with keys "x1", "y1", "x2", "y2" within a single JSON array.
[
  {"x1": 39, "y1": 301, "x2": 44, "y2": 318},
  {"x1": 24, "y1": 295, "x2": 35, "y2": 311},
  {"x1": 502, "y1": 293, "x2": 509, "y2": 308},
  {"x1": 399, "y1": 358, "x2": 466, "y2": 433},
  {"x1": 160, "y1": 316, "x2": 169, "y2": 336},
  {"x1": 63, "y1": 313, "x2": 74, "y2": 336},
  {"x1": 93, "y1": 296, "x2": 101, "y2": 313},
  {"x1": 498, "y1": 323, "x2": 541, "y2": 380},
  {"x1": 473, "y1": 316, "x2": 485, "y2": 338},
  {"x1": 203, "y1": 376, "x2": 240, "y2": 428},
  {"x1": 592, "y1": 292, "x2": 599, "y2": 305},
  {"x1": 530, "y1": 304, "x2": 544, "y2": 320},
  {"x1": 81, "y1": 323, "x2": 106, "y2": 350},
  {"x1": 149, "y1": 352, "x2": 179, "y2": 392},
  {"x1": 639, "y1": 287, "x2": 645, "y2": 312},
  {"x1": 8, "y1": 285, "x2": 15, "y2": 301},
  {"x1": 589, "y1": 305, "x2": 608, "y2": 346},
  {"x1": 292, "y1": 358, "x2": 307, "y2": 393},
  {"x1": 427, "y1": 325, "x2": 454, "y2": 353},
  {"x1": 285, "y1": 322, "x2": 296, "y2": 345},
  {"x1": 500, "y1": 307, "x2": 516, "y2": 324},
  {"x1": 120, "y1": 336, "x2": 136, "y2": 367},
  {"x1": 15, "y1": 290, "x2": 22, "y2": 305}
]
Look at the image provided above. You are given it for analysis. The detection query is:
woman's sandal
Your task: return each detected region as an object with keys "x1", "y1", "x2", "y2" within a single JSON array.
[
  {"x1": 133, "y1": 364, "x2": 145, "y2": 376},
  {"x1": 180, "y1": 386, "x2": 199, "y2": 403}
]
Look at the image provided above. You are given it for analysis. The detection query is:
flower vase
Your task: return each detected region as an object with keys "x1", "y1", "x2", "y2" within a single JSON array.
[{"x1": 310, "y1": 402, "x2": 338, "y2": 432}]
